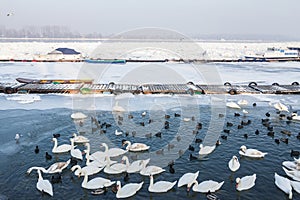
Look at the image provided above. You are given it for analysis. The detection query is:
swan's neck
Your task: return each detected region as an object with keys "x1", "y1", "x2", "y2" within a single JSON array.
[
  {"x1": 149, "y1": 176, "x2": 154, "y2": 188},
  {"x1": 123, "y1": 156, "x2": 130, "y2": 167},
  {"x1": 52, "y1": 139, "x2": 58, "y2": 151},
  {"x1": 105, "y1": 156, "x2": 111, "y2": 167},
  {"x1": 82, "y1": 172, "x2": 88, "y2": 187},
  {"x1": 103, "y1": 143, "x2": 109, "y2": 152},
  {"x1": 37, "y1": 169, "x2": 43, "y2": 181},
  {"x1": 71, "y1": 139, "x2": 75, "y2": 149},
  {"x1": 289, "y1": 190, "x2": 292, "y2": 199}
]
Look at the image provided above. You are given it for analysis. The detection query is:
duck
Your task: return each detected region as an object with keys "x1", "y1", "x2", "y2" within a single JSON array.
[
  {"x1": 148, "y1": 174, "x2": 177, "y2": 193},
  {"x1": 71, "y1": 164, "x2": 102, "y2": 176},
  {"x1": 70, "y1": 138, "x2": 83, "y2": 160},
  {"x1": 72, "y1": 133, "x2": 89, "y2": 143},
  {"x1": 122, "y1": 156, "x2": 150, "y2": 173},
  {"x1": 50, "y1": 174, "x2": 62, "y2": 184},
  {"x1": 168, "y1": 161, "x2": 175, "y2": 174},
  {"x1": 191, "y1": 180, "x2": 224, "y2": 193},
  {"x1": 27, "y1": 159, "x2": 70, "y2": 174},
  {"x1": 140, "y1": 161, "x2": 165, "y2": 176},
  {"x1": 71, "y1": 112, "x2": 87, "y2": 119},
  {"x1": 239, "y1": 145, "x2": 267, "y2": 158},
  {"x1": 104, "y1": 156, "x2": 127, "y2": 175},
  {"x1": 274, "y1": 173, "x2": 292, "y2": 199},
  {"x1": 236, "y1": 174, "x2": 256, "y2": 191},
  {"x1": 226, "y1": 102, "x2": 241, "y2": 109},
  {"x1": 34, "y1": 146, "x2": 39, "y2": 154},
  {"x1": 199, "y1": 144, "x2": 216, "y2": 155},
  {"x1": 228, "y1": 156, "x2": 240, "y2": 172},
  {"x1": 116, "y1": 181, "x2": 143, "y2": 199},
  {"x1": 36, "y1": 169, "x2": 53, "y2": 196},
  {"x1": 282, "y1": 167, "x2": 300, "y2": 181},
  {"x1": 178, "y1": 171, "x2": 199, "y2": 191},
  {"x1": 45, "y1": 152, "x2": 52, "y2": 160},
  {"x1": 52, "y1": 138, "x2": 72, "y2": 154},
  {"x1": 15, "y1": 133, "x2": 20, "y2": 142},
  {"x1": 122, "y1": 140, "x2": 150, "y2": 152},
  {"x1": 79, "y1": 170, "x2": 115, "y2": 190},
  {"x1": 115, "y1": 130, "x2": 123, "y2": 136}
]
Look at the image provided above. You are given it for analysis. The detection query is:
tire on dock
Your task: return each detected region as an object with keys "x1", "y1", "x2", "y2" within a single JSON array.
[
  {"x1": 248, "y1": 82, "x2": 257, "y2": 87},
  {"x1": 272, "y1": 82, "x2": 279, "y2": 86},
  {"x1": 292, "y1": 81, "x2": 299, "y2": 86},
  {"x1": 186, "y1": 88, "x2": 194, "y2": 96},
  {"x1": 228, "y1": 88, "x2": 237, "y2": 95},
  {"x1": 4, "y1": 87, "x2": 15, "y2": 94},
  {"x1": 224, "y1": 82, "x2": 231, "y2": 86}
]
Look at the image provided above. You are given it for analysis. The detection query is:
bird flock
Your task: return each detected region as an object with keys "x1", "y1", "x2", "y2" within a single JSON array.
[{"x1": 23, "y1": 99, "x2": 300, "y2": 199}]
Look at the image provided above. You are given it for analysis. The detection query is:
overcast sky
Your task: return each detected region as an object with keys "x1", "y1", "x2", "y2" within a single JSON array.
[{"x1": 1, "y1": 0, "x2": 300, "y2": 40}]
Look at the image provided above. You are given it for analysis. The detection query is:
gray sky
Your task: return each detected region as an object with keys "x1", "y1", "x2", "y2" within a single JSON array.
[{"x1": 1, "y1": 0, "x2": 300, "y2": 40}]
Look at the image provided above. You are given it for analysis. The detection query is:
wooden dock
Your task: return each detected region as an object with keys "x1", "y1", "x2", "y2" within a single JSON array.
[{"x1": 1, "y1": 79, "x2": 299, "y2": 95}]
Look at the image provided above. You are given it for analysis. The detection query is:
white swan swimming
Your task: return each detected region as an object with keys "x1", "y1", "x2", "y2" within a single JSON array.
[
  {"x1": 122, "y1": 156, "x2": 150, "y2": 173},
  {"x1": 291, "y1": 180, "x2": 300, "y2": 194},
  {"x1": 282, "y1": 160, "x2": 300, "y2": 171},
  {"x1": 52, "y1": 137, "x2": 72, "y2": 153},
  {"x1": 101, "y1": 143, "x2": 128, "y2": 157},
  {"x1": 116, "y1": 181, "x2": 143, "y2": 199},
  {"x1": 239, "y1": 145, "x2": 267, "y2": 158},
  {"x1": 84, "y1": 143, "x2": 106, "y2": 162},
  {"x1": 275, "y1": 173, "x2": 292, "y2": 199},
  {"x1": 236, "y1": 174, "x2": 256, "y2": 191},
  {"x1": 191, "y1": 180, "x2": 224, "y2": 193},
  {"x1": 139, "y1": 161, "x2": 165, "y2": 176},
  {"x1": 36, "y1": 169, "x2": 53, "y2": 196},
  {"x1": 282, "y1": 167, "x2": 300, "y2": 181},
  {"x1": 72, "y1": 133, "x2": 89, "y2": 143},
  {"x1": 71, "y1": 112, "x2": 87, "y2": 119},
  {"x1": 199, "y1": 144, "x2": 216, "y2": 155},
  {"x1": 85, "y1": 144, "x2": 116, "y2": 168},
  {"x1": 27, "y1": 159, "x2": 70, "y2": 174},
  {"x1": 71, "y1": 164, "x2": 102, "y2": 176},
  {"x1": 183, "y1": 118, "x2": 191, "y2": 122},
  {"x1": 148, "y1": 174, "x2": 177, "y2": 193},
  {"x1": 273, "y1": 102, "x2": 289, "y2": 112},
  {"x1": 104, "y1": 156, "x2": 127, "y2": 175},
  {"x1": 70, "y1": 138, "x2": 83, "y2": 160},
  {"x1": 122, "y1": 140, "x2": 150, "y2": 152},
  {"x1": 291, "y1": 113, "x2": 300, "y2": 121},
  {"x1": 228, "y1": 155, "x2": 240, "y2": 172},
  {"x1": 178, "y1": 171, "x2": 199, "y2": 191},
  {"x1": 226, "y1": 102, "x2": 241, "y2": 109},
  {"x1": 115, "y1": 130, "x2": 123, "y2": 136},
  {"x1": 238, "y1": 99, "x2": 248, "y2": 105},
  {"x1": 79, "y1": 170, "x2": 115, "y2": 190}
]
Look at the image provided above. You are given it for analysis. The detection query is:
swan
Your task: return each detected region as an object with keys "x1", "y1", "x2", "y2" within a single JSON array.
[
  {"x1": 71, "y1": 112, "x2": 87, "y2": 119},
  {"x1": 115, "y1": 130, "x2": 123, "y2": 136},
  {"x1": 282, "y1": 167, "x2": 300, "y2": 181},
  {"x1": 27, "y1": 159, "x2": 70, "y2": 174},
  {"x1": 238, "y1": 99, "x2": 248, "y2": 105},
  {"x1": 239, "y1": 145, "x2": 267, "y2": 158},
  {"x1": 291, "y1": 180, "x2": 300, "y2": 194},
  {"x1": 70, "y1": 138, "x2": 83, "y2": 160},
  {"x1": 72, "y1": 133, "x2": 89, "y2": 143},
  {"x1": 199, "y1": 144, "x2": 216, "y2": 155},
  {"x1": 85, "y1": 144, "x2": 117, "y2": 168},
  {"x1": 242, "y1": 109, "x2": 249, "y2": 114},
  {"x1": 148, "y1": 174, "x2": 177, "y2": 193},
  {"x1": 226, "y1": 102, "x2": 241, "y2": 109},
  {"x1": 236, "y1": 174, "x2": 256, "y2": 191},
  {"x1": 122, "y1": 140, "x2": 150, "y2": 152},
  {"x1": 273, "y1": 102, "x2": 289, "y2": 112},
  {"x1": 282, "y1": 160, "x2": 300, "y2": 171},
  {"x1": 178, "y1": 171, "x2": 199, "y2": 191},
  {"x1": 191, "y1": 180, "x2": 224, "y2": 193},
  {"x1": 71, "y1": 165, "x2": 102, "y2": 176},
  {"x1": 122, "y1": 156, "x2": 150, "y2": 173},
  {"x1": 183, "y1": 118, "x2": 191, "y2": 122},
  {"x1": 104, "y1": 156, "x2": 127, "y2": 174},
  {"x1": 228, "y1": 155, "x2": 240, "y2": 172},
  {"x1": 139, "y1": 161, "x2": 165, "y2": 176},
  {"x1": 84, "y1": 143, "x2": 106, "y2": 162},
  {"x1": 101, "y1": 143, "x2": 128, "y2": 157},
  {"x1": 52, "y1": 138, "x2": 72, "y2": 153},
  {"x1": 113, "y1": 101, "x2": 125, "y2": 112},
  {"x1": 275, "y1": 173, "x2": 292, "y2": 199},
  {"x1": 36, "y1": 169, "x2": 53, "y2": 196},
  {"x1": 116, "y1": 181, "x2": 143, "y2": 199},
  {"x1": 79, "y1": 170, "x2": 115, "y2": 190},
  {"x1": 292, "y1": 113, "x2": 300, "y2": 121}
]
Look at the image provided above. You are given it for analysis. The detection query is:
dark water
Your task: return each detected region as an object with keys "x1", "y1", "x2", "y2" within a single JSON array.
[{"x1": 0, "y1": 104, "x2": 300, "y2": 200}]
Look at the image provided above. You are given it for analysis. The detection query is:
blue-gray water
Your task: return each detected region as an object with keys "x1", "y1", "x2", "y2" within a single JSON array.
[{"x1": 0, "y1": 104, "x2": 300, "y2": 200}]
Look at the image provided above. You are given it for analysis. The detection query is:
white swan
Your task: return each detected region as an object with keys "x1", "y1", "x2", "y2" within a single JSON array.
[
  {"x1": 139, "y1": 161, "x2": 165, "y2": 176},
  {"x1": 199, "y1": 144, "x2": 216, "y2": 155},
  {"x1": 72, "y1": 133, "x2": 89, "y2": 143},
  {"x1": 101, "y1": 143, "x2": 128, "y2": 157},
  {"x1": 84, "y1": 143, "x2": 106, "y2": 162},
  {"x1": 178, "y1": 171, "x2": 199, "y2": 191},
  {"x1": 52, "y1": 137, "x2": 72, "y2": 153},
  {"x1": 282, "y1": 167, "x2": 300, "y2": 181},
  {"x1": 71, "y1": 165, "x2": 102, "y2": 176},
  {"x1": 36, "y1": 169, "x2": 53, "y2": 196},
  {"x1": 122, "y1": 140, "x2": 150, "y2": 152},
  {"x1": 104, "y1": 156, "x2": 127, "y2": 175},
  {"x1": 273, "y1": 102, "x2": 289, "y2": 112},
  {"x1": 148, "y1": 174, "x2": 177, "y2": 193},
  {"x1": 292, "y1": 113, "x2": 300, "y2": 121},
  {"x1": 70, "y1": 138, "x2": 83, "y2": 160},
  {"x1": 115, "y1": 130, "x2": 123, "y2": 136},
  {"x1": 113, "y1": 101, "x2": 125, "y2": 112},
  {"x1": 275, "y1": 173, "x2": 292, "y2": 199},
  {"x1": 228, "y1": 156, "x2": 240, "y2": 172},
  {"x1": 27, "y1": 159, "x2": 70, "y2": 174},
  {"x1": 226, "y1": 102, "x2": 241, "y2": 109},
  {"x1": 85, "y1": 144, "x2": 116, "y2": 168},
  {"x1": 238, "y1": 99, "x2": 248, "y2": 105},
  {"x1": 192, "y1": 180, "x2": 224, "y2": 193},
  {"x1": 236, "y1": 174, "x2": 256, "y2": 191},
  {"x1": 71, "y1": 112, "x2": 87, "y2": 119},
  {"x1": 239, "y1": 145, "x2": 267, "y2": 158},
  {"x1": 79, "y1": 170, "x2": 115, "y2": 190},
  {"x1": 116, "y1": 181, "x2": 143, "y2": 199},
  {"x1": 291, "y1": 180, "x2": 300, "y2": 194},
  {"x1": 282, "y1": 160, "x2": 300, "y2": 171},
  {"x1": 122, "y1": 156, "x2": 150, "y2": 173}
]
